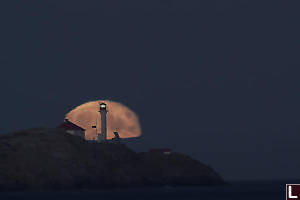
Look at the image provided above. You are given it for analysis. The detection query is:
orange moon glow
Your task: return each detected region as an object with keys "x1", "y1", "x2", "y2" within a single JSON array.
[{"x1": 65, "y1": 100, "x2": 141, "y2": 140}]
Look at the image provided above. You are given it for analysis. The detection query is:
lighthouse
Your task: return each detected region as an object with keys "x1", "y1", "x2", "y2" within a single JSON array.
[{"x1": 98, "y1": 102, "x2": 108, "y2": 142}]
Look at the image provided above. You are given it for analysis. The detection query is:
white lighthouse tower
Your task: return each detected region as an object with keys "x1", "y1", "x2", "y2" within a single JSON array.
[{"x1": 97, "y1": 102, "x2": 108, "y2": 142}]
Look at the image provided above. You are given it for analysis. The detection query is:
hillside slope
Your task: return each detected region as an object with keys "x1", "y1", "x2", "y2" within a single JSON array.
[{"x1": 0, "y1": 128, "x2": 224, "y2": 190}]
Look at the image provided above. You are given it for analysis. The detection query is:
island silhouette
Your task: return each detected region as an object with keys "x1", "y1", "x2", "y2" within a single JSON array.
[{"x1": 0, "y1": 128, "x2": 224, "y2": 190}]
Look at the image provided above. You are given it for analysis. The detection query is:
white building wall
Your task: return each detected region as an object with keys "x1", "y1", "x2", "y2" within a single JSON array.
[{"x1": 66, "y1": 130, "x2": 85, "y2": 138}]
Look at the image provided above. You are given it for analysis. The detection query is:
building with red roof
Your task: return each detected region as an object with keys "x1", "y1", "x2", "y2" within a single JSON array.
[{"x1": 57, "y1": 119, "x2": 85, "y2": 139}]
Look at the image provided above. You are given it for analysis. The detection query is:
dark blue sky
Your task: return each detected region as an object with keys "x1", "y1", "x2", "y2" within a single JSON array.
[{"x1": 0, "y1": 0, "x2": 299, "y2": 180}]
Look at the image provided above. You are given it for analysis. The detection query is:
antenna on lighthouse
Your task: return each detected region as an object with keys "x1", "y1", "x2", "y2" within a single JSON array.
[{"x1": 95, "y1": 114, "x2": 98, "y2": 139}]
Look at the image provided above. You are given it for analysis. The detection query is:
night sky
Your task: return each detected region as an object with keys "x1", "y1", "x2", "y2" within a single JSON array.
[{"x1": 0, "y1": 0, "x2": 299, "y2": 180}]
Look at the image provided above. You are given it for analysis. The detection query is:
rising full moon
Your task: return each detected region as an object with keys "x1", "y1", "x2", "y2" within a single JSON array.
[{"x1": 65, "y1": 100, "x2": 141, "y2": 140}]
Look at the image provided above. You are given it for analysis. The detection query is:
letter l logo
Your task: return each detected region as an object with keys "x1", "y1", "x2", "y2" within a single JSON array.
[{"x1": 289, "y1": 186, "x2": 298, "y2": 199}]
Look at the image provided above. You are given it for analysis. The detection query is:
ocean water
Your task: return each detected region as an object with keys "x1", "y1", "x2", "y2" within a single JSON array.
[{"x1": 0, "y1": 180, "x2": 290, "y2": 200}]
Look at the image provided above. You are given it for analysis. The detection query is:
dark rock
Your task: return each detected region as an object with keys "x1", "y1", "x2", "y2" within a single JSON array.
[{"x1": 0, "y1": 128, "x2": 225, "y2": 190}]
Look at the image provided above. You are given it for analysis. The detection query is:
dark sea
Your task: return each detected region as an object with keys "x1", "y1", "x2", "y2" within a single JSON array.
[{"x1": 0, "y1": 180, "x2": 292, "y2": 200}]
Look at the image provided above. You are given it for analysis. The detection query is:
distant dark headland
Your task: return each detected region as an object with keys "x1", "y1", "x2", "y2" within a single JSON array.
[{"x1": 0, "y1": 128, "x2": 225, "y2": 190}]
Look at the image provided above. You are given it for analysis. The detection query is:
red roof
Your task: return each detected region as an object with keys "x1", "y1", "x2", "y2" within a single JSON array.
[{"x1": 57, "y1": 119, "x2": 85, "y2": 131}]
